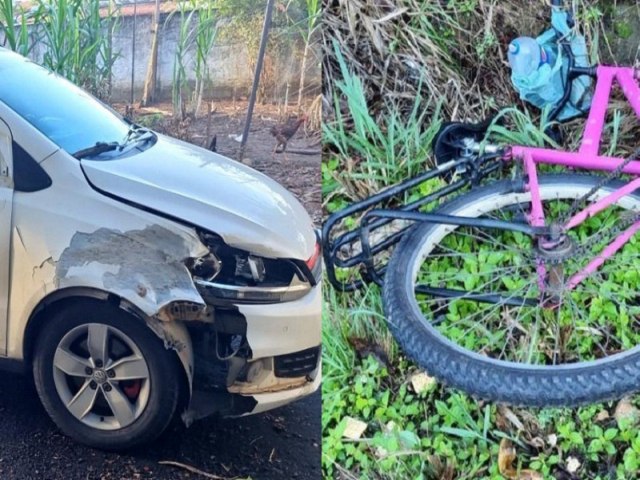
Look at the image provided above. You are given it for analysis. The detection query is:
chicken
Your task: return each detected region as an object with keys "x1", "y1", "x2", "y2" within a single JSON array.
[{"x1": 270, "y1": 114, "x2": 307, "y2": 159}]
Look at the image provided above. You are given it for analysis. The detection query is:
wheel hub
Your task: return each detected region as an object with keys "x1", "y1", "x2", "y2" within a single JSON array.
[
  {"x1": 91, "y1": 369, "x2": 108, "y2": 384},
  {"x1": 536, "y1": 230, "x2": 575, "y2": 264}
]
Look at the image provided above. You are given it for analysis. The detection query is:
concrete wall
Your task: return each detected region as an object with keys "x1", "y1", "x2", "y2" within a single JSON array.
[
  {"x1": 111, "y1": 12, "x2": 251, "y2": 101},
  {"x1": 106, "y1": 11, "x2": 320, "y2": 102},
  {"x1": 2, "y1": 9, "x2": 321, "y2": 103}
]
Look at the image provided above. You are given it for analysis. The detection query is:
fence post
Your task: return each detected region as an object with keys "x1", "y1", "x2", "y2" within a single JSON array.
[
  {"x1": 130, "y1": 0, "x2": 138, "y2": 105},
  {"x1": 239, "y1": 0, "x2": 275, "y2": 161}
]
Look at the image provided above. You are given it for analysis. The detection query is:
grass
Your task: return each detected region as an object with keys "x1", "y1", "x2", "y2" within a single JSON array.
[
  {"x1": 323, "y1": 282, "x2": 640, "y2": 479},
  {"x1": 323, "y1": 41, "x2": 443, "y2": 208},
  {"x1": 322, "y1": 1, "x2": 640, "y2": 478}
]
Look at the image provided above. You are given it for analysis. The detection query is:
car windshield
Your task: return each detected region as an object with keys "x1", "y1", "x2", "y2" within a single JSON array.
[{"x1": 0, "y1": 50, "x2": 131, "y2": 156}]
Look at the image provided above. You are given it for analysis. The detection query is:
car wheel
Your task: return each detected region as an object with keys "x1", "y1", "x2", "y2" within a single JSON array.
[{"x1": 33, "y1": 300, "x2": 182, "y2": 450}]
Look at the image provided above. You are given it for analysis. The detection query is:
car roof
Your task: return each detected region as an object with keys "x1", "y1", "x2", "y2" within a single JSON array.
[{"x1": 0, "y1": 47, "x2": 33, "y2": 66}]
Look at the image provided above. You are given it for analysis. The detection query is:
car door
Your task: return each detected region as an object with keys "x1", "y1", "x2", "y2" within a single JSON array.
[{"x1": 0, "y1": 118, "x2": 12, "y2": 355}]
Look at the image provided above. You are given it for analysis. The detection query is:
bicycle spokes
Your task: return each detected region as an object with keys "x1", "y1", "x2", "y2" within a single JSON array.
[{"x1": 415, "y1": 193, "x2": 640, "y2": 365}]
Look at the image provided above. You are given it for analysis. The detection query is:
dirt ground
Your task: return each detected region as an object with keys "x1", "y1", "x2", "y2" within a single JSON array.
[{"x1": 115, "y1": 101, "x2": 322, "y2": 225}]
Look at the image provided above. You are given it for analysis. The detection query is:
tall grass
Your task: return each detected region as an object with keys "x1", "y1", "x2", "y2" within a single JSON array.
[
  {"x1": 296, "y1": 0, "x2": 321, "y2": 107},
  {"x1": 323, "y1": 41, "x2": 443, "y2": 202},
  {"x1": 170, "y1": 2, "x2": 196, "y2": 117},
  {"x1": 484, "y1": 106, "x2": 560, "y2": 148},
  {"x1": 0, "y1": 0, "x2": 32, "y2": 56},
  {"x1": 170, "y1": 0, "x2": 218, "y2": 118},
  {"x1": 0, "y1": 0, "x2": 119, "y2": 98},
  {"x1": 192, "y1": 1, "x2": 217, "y2": 116}
]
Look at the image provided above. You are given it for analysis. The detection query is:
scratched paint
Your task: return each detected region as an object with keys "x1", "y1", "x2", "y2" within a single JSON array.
[{"x1": 56, "y1": 225, "x2": 207, "y2": 314}]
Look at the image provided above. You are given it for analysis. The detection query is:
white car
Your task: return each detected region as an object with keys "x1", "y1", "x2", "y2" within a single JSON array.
[{"x1": 0, "y1": 48, "x2": 321, "y2": 449}]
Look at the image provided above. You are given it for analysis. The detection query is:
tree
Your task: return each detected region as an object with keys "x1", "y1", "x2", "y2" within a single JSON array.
[
  {"x1": 215, "y1": 0, "x2": 273, "y2": 102},
  {"x1": 140, "y1": 0, "x2": 161, "y2": 107},
  {"x1": 295, "y1": 0, "x2": 320, "y2": 107}
]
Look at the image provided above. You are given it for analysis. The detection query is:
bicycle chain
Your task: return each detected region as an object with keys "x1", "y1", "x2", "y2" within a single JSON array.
[
  {"x1": 572, "y1": 210, "x2": 640, "y2": 258},
  {"x1": 563, "y1": 147, "x2": 640, "y2": 223},
  {"x1": 535, "y1": 148, "x2": 640, "y2": 264}
]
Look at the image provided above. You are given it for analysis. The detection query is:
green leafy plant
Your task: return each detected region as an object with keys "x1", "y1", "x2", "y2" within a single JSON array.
[
  {"x1": 192, "y1": 1, "x2": 217, "y2": 116},
  {"x1": 0, "y1": 0, "x2": 32, "y2": 56},
  {"x1": 0, "y1": 0, "x2": 119, "y2": 98},
  {"x1": 323, "y1": 2, "x2": 640, "y2": 478}
]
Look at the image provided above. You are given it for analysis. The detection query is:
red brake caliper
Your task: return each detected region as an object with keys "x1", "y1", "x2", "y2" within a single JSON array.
[{"x1": 122, "y1": 380, "x2": 142, "y2": 399}]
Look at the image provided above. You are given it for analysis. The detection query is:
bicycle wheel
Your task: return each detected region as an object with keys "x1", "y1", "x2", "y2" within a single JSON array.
[{"x1": 383, "y1": 174, "x2": 640, "y2": 406}]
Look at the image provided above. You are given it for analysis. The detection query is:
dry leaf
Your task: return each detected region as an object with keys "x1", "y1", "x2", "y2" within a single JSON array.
[
  {"x1": 343, "y1": 417, "x2": 367, "y2": 440},
  {"x1": 348, "y1": 337, "x2": 390, "y2": 369},
  {"x1": 595, "y1": 410, "x2": 610, "y2": 422},
  {"x1": 498, "y1": 439, "x2": 517, "y2": 476},
  {"x1": 566, "y1": 456, "x2": 581, "y2": 474},
  {"x1": 518, "y1": 473, "x2": 545, "y2": 480},
  {"x1": 427, "y1": 455, "x2": 456, "y2": 480},
  {"x1": 498, "y1": 439, "x2": 543, "y2": 480},
  {"x1": 615, "y1": 397, "x2": 640, "y2": 427},
  {"x1": 410, "y1": 372, "x2": 437, "y2": 394},
  {"x1": 527, "y1": 436, "x2": 545, "y2": 449},
  {"x1": 374, "y1": 445, "x2": 388, "y2": 458},
  {"x1": 498, "y1": 406, "x2": 525, "y2": 431}
]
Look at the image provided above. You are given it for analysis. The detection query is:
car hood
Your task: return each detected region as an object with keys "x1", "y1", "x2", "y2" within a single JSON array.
[{"x1": 80, "y1": 134, "x2": 316, "y2": 260}]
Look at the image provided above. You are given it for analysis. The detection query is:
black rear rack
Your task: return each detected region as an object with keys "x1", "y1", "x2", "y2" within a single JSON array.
[{"x1": 322, "y1": 154, "x2": 507, "y2": 292}]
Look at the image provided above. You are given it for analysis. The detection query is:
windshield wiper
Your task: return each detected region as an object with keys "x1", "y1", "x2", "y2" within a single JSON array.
[
  {"x1": 72, "y1": 126, "x2": 156, "y2": 160},
  {"x1": 72, "y1": 141, "x2": 121, "y2": 159},
  {"x1": 121, "y1": 124, "x2": 154, "y2": 147}
]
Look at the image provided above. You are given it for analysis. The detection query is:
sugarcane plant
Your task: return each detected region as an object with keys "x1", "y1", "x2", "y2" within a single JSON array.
[
  {"x1": 170, "y1": 1, "x2": 197, "y2": 118},
  {"x1": 0, "y1": 0, "x2": 32, "y2": 56},
  {"x1": 0, "y1": 0, "x2": 120, "y2": 99},
  {"x1": 294, "y1": 0, "x2": 320, "y2": 107},
  {"x1": 169, "y1": 0, "x2": 219, "y2": 118},
  {"x1": 193, "y1": 0, "x2": 217, "y2": 116}
]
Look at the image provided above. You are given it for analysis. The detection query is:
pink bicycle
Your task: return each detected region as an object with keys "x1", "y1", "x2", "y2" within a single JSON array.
[{"x1": 323, "y1": 2, "x2": 640, "y2": 406}]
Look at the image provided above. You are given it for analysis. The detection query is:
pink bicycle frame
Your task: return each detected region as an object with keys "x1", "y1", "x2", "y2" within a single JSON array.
[{"x1": 510, "y1": 66, "x2": 640, "y2": 291}]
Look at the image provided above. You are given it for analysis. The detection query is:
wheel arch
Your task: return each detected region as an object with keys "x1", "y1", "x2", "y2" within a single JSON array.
[{"x1": 23, "y1": 287, "x2": 192, "y2": 409}]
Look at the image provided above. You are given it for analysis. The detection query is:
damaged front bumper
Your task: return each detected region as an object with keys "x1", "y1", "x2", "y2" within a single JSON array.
[
  {"x1": 182, "y1": 282, "x2": 322, "y2": 423},
  {"x1": 241, "y1": 361, "x2": 321, "y2": 416}
]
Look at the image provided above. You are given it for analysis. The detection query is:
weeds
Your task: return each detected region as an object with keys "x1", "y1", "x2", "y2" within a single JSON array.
[
  {"x1": 323, "y1": 1, "x2": 640, "y2": 478},
  {"x1": 323, "y1": 42, "x2": 442, "y2": 204}
]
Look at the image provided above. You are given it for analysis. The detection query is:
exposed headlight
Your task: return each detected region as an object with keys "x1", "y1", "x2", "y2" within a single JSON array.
[
  {"x1": 235, "y1": 255, "x2": 266, "y2": 283},
  {"x1": 195, "y1": 279, "x2": 311, "y2": 304},
  {"x1": 186, "y1": 252, "x2": 222, "y2": 282},
  {"x1": 188, "y1": 229, "x2": 314, "y2": 304}
]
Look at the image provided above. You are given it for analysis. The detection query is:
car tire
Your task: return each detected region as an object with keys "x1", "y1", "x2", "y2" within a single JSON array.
[{"x1": 33, "y1": 300, "x2": 182, "y2": 450}]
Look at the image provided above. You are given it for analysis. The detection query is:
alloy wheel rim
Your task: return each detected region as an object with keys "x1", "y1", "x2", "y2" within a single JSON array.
[{"x1": 52, "y1": 323, "x2": 151, "y2": 430}]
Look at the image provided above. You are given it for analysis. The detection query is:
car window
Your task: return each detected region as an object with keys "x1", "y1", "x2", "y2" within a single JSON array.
[
  {"x1": 0, "y1": 51, "x2": 130, "y2": 156},
  {"x1": 12, "y1": 141, "x2": 52, "y2": 192}
]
